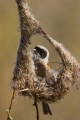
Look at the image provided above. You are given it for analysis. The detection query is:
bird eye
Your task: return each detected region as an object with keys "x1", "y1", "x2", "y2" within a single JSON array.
[{"x1": 35, "y1": 47, "x2": 41, "y2": 53}]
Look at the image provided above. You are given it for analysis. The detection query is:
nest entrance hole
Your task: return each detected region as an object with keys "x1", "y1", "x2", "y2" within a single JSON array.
[{"x1": 31, "y1": 35, "x2": 62, "y2": 70}]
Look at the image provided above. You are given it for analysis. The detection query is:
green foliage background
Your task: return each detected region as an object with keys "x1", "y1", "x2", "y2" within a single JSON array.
[{"x1": 0, "y1": 0, "x2": 80, "y2": 120}]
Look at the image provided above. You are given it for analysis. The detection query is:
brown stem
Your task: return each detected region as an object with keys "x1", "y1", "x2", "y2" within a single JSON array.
[
  {"x1": 7, "y1": 90, "x2": 15, "y2": 120},
  {"x1": 49, "y1": 61, "x2": 62, "y2": 64}
]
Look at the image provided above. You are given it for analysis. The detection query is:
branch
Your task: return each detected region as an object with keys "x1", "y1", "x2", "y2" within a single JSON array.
[{"x1": 6, "y1": 90, "x2": 15, "y2": 120}]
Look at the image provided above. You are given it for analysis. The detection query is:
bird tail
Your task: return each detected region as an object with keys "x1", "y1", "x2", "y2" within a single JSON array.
[{"x1": 42, "y1": 102, "x2": 52, "y2": 115}]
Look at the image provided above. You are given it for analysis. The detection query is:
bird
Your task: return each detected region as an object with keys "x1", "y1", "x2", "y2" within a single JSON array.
[{"x1": 33, "y1": 45, "x2": 52, "y2": 115}]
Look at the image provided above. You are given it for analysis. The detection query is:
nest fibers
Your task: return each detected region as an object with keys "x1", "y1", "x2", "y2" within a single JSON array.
[{"x1": 11, "y1": 0, "x2": 80, "y2": 103}]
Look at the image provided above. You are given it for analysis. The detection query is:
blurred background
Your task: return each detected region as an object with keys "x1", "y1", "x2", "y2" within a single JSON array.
[{"x1": 0, "y1": 0, "x2": 80, "y2": 120}]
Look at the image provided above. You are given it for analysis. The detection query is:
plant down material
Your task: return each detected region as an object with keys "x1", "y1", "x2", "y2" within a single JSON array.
[{"x1": 11, "y1": 0, "x2": 80, "y2": 103}]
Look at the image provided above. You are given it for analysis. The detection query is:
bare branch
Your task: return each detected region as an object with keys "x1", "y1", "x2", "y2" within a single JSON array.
[{"x1": 6, "y1": 90, "x2": 15, "y2": 120}]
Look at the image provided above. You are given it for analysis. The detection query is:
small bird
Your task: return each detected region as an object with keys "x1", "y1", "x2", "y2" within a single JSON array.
[{"x1": 33, "y1": 45, "x2": 52, "y2": 115}]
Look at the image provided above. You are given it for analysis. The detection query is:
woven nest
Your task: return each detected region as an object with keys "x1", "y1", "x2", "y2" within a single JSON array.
[
  {"x1": 11, "y1": 37, "x2": 80, "y2": 103},
  {"x1": 11, "y1": 0, "x2": 80, "y2": 103}
]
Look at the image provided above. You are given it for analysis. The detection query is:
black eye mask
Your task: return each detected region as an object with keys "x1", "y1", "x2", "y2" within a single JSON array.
[{"x1": 35, "y1": 46, "x2": 47, "y2": 59}]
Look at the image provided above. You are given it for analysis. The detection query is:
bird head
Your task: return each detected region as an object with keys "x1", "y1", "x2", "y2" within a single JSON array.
[{"x1": 34, "y1": 45, "x2": 49, "y2": 64}]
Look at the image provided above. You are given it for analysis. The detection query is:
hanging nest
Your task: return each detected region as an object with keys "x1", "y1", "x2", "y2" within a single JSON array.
[{"x1": 11, "y1": 0, "x2": 80, "y2": 103}]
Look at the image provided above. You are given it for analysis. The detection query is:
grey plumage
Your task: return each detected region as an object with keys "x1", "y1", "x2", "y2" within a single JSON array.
[{"x1": 42, "y1": 102, "x2": 52, "y2": 115}]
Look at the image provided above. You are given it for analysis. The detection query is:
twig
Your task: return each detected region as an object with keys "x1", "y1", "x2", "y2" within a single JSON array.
[
  {"x1": 7, "y1": 90, "x2": 15, "y2": 120},
  {"x1": 49, "y1": 61, "x2": 62, "y2": 64}
]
